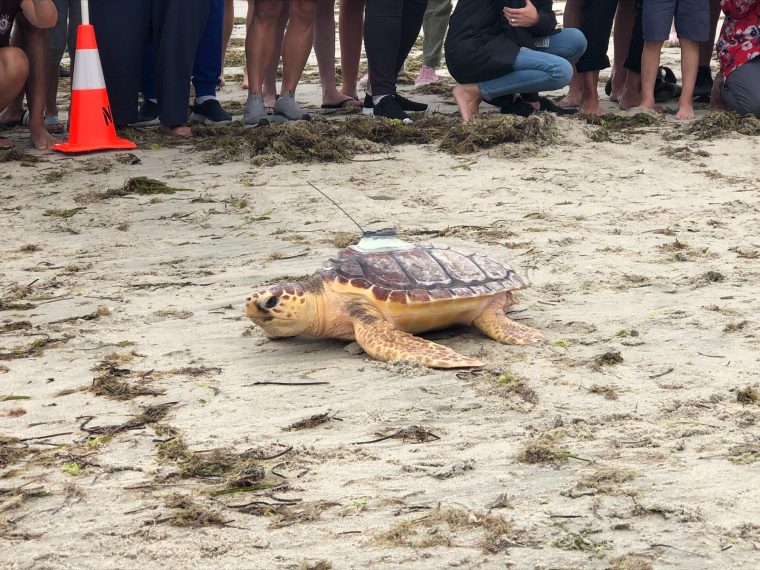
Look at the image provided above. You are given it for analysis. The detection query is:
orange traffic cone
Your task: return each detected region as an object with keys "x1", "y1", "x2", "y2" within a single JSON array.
[{"x1": 52, "y1": 24, "x2": 136, "y2": 153}]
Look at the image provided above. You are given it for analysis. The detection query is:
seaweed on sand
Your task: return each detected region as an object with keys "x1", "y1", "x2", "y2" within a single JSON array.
[
  {"x1": 89, "y1": 361, "x2": 165, "y2": 400},
  {"x1": 439, "y1": 113, "x2": 557, "y2": 154},
  {"x1": 682, "y1": 111, "x2": 760, "y2": 139},
  {"x1": 374, "y1": 506, "x2": 527, "y2": 552}
]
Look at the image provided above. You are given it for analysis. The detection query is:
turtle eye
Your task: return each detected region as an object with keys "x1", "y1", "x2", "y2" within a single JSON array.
[{"x1": 262, "y1": 296, "x2": 278, "y2": 310}]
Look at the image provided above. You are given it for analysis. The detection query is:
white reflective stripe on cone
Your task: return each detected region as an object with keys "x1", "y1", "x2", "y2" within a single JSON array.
[{"x1": 72, "y1": 49, "x2": 106, "y2": 90}]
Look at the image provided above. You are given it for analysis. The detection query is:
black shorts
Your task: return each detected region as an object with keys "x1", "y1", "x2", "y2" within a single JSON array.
[{"x1": 642, "y1": 0, "x2": 709, "y2": 42}]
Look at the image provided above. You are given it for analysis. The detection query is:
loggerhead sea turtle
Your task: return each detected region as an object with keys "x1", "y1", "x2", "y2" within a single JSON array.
[{"x1": 245, "y1": 231, "x2": 543, "y2": 368}]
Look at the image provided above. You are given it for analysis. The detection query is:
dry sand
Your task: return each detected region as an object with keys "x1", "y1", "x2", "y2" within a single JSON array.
[{"x1": 2, "y1": 4, "x2": 760, "y2": 569}]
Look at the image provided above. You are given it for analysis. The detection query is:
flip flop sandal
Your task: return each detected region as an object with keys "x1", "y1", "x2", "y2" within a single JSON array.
[
  {"x1": 538, "y1": 97, "x2": 578, "y2": 115},
  {"x1": 45, "y1": 115, "x2": 65, "y2": 134},
  {"x1": 654, "y1": 78, "x2": 681, "y2": 102},
  {"x1": 320, "y1": 97, "x2": 359, "y2": 109}
]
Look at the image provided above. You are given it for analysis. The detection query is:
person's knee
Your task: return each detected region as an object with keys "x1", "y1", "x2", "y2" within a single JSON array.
[
  {"x1": 290, "y1": 0, "x2": 318, "y2": 22},
  {"x1": 1, "y1": 47, "x2": 30, "y2": 86},
  {"x1": 550, "y1": 59, "x2": 574, "y2": 89},
  {"x1": 562, "y1": 28, "x2": 588, "y2": 60},
  {"x1": 253, "y1": 0, "x2": 285, "y2": 22}
]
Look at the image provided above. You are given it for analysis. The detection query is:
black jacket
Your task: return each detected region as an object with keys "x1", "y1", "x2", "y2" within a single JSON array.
[{"x1": 445, "y1": 0, "x2": 557, "y2": 84}]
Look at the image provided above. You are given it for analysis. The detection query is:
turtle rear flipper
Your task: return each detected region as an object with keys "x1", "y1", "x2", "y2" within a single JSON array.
[
  {"x1": 352, "y1": 311, "x2": 482, "y2": 369},
  {"x1": 473, "y1": 302, "x2": 543, "y2": 345}
]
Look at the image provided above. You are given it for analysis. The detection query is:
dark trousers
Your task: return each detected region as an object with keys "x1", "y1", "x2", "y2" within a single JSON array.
[
  {"x1": 91, "y1": 0, "x2": 210, "y2": 126},
  {"x1": 576, "y1": 0, "x2": 619, "y2": 73},
  {"x1": 364, "y1": 0, "x2": 428, "y2": 96},
  {"x1": 143, "y1": 0, "x2": 222, "y2": 101},
  {"x1": 624, "y1": 1, "x2": 645, "y2": 73}
]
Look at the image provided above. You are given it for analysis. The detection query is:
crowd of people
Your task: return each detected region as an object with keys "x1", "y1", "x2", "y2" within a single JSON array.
[{"x1": 1, "y1": 0, "x2": 758, "y2": 150}]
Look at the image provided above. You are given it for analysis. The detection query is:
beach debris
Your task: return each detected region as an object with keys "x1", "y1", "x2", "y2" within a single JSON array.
[
  {"x1": 353, "y1": 426, "x2": 440, "y2": 445},
  {"x1": 517, "y1": 433, "x2": 571, "y2": 465}
]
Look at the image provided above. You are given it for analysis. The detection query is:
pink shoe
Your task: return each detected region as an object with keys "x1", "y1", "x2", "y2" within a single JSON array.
[{"x1": 415, "y1": 65, "x2": 439, "y2": 86}]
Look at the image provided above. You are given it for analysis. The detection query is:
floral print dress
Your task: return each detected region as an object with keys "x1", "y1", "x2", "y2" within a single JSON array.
[{"x1": 717, "y1": 0, "x2": 760, "y2": 78}]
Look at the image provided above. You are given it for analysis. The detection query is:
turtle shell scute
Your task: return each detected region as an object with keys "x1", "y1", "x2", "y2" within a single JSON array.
[{"x1": 318, "y1": 243, "x2": 526, "y2": 300}]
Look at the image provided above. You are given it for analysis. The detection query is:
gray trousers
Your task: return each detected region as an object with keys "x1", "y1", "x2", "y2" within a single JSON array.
[
  {"x1": 421, "y1": 0, "x2": 452, "y2": 68},
  {"x1": 723, "y1": 58, "x2": 760, "y2": 118},
  {"x1": 48, "y1": 0, "x2": 81, "y2": 67}
]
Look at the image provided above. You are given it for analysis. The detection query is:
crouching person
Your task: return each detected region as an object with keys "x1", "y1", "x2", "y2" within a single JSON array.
[
  {"x1": 445, "y1": 0, "x2": 586, "y2": 122},
  {"x1": 711, "y1": 0, "x2": 760, "y2": 117},
  {"x1": 0, "y1": 0, "x2": 58, "y2": 149}
]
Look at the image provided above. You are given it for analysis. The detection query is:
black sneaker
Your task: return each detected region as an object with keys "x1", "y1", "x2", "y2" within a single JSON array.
[
  {"x1": 134, "y1": 99, "x2": 160, "y2": 127},
  {"x1": 190, "y1": 99, "x2": 233, "y2": 125},
  {"x1": 693, "y1": 69, "x2": 713, "y2": 103},
  {"x1": 362, "y1": 93, "x2": 375, "y2": 116},
  {"x1": 373, "y1": 95, "x2": 412, "y2": 124},
  {"x1": 395, "y1": 93, "x2": 428, "y2": 112}
]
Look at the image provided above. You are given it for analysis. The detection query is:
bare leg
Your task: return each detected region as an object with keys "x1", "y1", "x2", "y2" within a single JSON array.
[
  {"x1": 339, "y1": 0, "x2": 364, "y2": 100},
  {"x1": 263, "y1": 6, "x2": 287, "y2": 110},
  {"x1": 314, "y1": 0, "x2": 358, "y2": 106},
  {"x1": 618, "y1": 70, "x2": 642, "y2": 110},
  {"x1": 557, "y1": 0, "x2": 583, "y2": 108},
  {"x1": 698, "y1": 0, "x2": 721, "y2": 67},
  {"x1": 640, "y1": 40, "x2": 663, "y2": 111},
  {"x1": 220, "y1": 0, "x2": 234, "y2": 85},
  {"x1": 242, "y1": 0, "x2": 253, "y2": 89},
  {"x1": 246, "y1": 0, "x2": 284, "y2": 98},
  {"x1": 579, "y1": 70, "x2": 604, "y2": 115},
  {"x1": 452, "y1": 83, "x2": 482, "y2": 122},
  {"x1": 13, "y1": 16, "x2": 57, "y2": 149},
  {"x1": 0, "y1": 47, "x2": 29, "y2": 148},
  {"x1": 610, "y1": 0, "x2": 635, "y2": 101},
  {"x1": 676, "y1": 39, "x2": 699, "y2": 120},
  {"x1": 280, "y1": 0, "x2": 318, "y2": 95}
]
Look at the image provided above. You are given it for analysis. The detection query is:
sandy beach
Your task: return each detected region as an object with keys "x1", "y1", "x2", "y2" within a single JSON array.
[{"x1": 2, "y1": 3, "x2": 760, "y2": 569}]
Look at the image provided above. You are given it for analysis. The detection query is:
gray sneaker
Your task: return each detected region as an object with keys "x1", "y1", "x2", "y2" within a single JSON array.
[
  {"x1": 274, "y1": 91, "x2": 311, "y2": 121},
  {"x1": 243, "y1": 93, "x2": 285, "y2": 127}
]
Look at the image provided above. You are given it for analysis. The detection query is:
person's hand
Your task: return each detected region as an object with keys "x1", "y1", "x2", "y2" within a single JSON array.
[{"x1": 504, "y1": 0, "x2": 540, "y2": 28}]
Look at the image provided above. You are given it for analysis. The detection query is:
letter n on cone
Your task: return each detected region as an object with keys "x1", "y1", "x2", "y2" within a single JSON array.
[{"x1": 52, "y1": 25, "x2": 136, "y2": 153}]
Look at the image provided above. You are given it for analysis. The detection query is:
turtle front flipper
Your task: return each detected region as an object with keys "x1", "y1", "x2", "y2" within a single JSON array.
[
  {"x1": 351, "y1": 309, "x2": 482, "y2": 369},
  {"x1": 473, "y1": 301, "x2": 544, "y2": 345}
]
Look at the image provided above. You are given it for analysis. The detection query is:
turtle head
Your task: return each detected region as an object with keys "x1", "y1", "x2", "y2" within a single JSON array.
[{"x1": 245, "y1": 282, "x2": 317, "y2": 338}]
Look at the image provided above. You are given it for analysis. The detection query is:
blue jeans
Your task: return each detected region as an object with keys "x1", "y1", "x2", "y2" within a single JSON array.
[{"x1": 478, "y1": 28, "x2": 587, "y2": 101}]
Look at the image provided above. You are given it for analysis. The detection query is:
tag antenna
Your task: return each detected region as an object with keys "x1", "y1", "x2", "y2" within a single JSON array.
[{"x1": 307, "y1": 182, "x2": 365, "y2": 236}]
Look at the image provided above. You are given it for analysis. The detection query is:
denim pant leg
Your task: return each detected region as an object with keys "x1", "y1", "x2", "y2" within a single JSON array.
[
  {"x1": 192, "y1": 0, "x2": 224, "y2": 98},
  {"x1": 477, "y1": 29, "x2": 585, "y2": 100}
]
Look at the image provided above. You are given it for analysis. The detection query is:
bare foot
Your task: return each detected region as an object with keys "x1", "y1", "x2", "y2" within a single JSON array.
[
  {"x1": 242, "y1": 68, "x2": 249, "y2": 90},
  {"x1": 579, "y1": 100, "x2": 605, "y2": 116},
  {"x1": 321, "y1": 92, "x2": 361, "y2": 108},
  {"x1": 675, "y1": 104, "x2": 695, "y2": 121},
  {"x1": 618, "y1": 89, "x2": 642, "y2": 110},
  {"x1": 161, "y1": 125, "x2": 193, "y2": 137},
  {"x1": 452, "y1": 84, "x2": 482, "y2": 122},
  {"x1": 0, "y1": 136, "x2": 13, "y2": 149},
  {"x1": 557, "y1": 94, "x2": 582, "y2": 108},
  {"x1": 340, "y1": 88, "x2": 359, "y2": 101},
  {"x1": 30, "y1": 126, "x2": 57, "y2": 150},
  {"x1": 610, "y1": 71, "x2": 627, "y2": 103}
]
